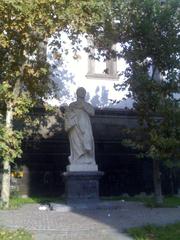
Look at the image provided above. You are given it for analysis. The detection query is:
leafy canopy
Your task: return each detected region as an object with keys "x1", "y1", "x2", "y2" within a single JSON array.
[
  {"x1": 0, "y1": 0, "x2": 107, "y2": 163},
  {"x1": 90, "y1": 0, "x2": 180, "y2": 166}
]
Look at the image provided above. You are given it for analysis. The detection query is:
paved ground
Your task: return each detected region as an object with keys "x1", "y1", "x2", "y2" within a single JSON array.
[{"x1": 0, "y1": 201, "x2": 180, "y2": 240}]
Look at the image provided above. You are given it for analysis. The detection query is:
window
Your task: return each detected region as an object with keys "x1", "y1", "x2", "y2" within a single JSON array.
[{"x1": 86, "y1": 40, "x2": 118, "y2": 80}]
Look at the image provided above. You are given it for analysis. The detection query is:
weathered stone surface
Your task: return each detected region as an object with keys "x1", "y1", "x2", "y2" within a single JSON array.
[
  {"x1": 66, "y1": 164, "x2": 98, "y2": 172},
  {"x1": 63, "y1": 171, "x2": 103, "y2": 204},
  {"x1": 63, "y1": 87, "x2": 96, "y2": 166}
]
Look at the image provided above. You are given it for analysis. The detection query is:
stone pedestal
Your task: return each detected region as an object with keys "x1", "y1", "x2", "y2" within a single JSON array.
[
  {"x1": 66, "y1": 163, "x2": 98, "y2": 172},
  {"x1": 63, "y1": 171, "x2": 103, "y2": 204}
]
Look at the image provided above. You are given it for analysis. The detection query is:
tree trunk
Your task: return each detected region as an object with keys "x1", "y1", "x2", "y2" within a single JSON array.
[
  {"x1": 1, "y1": 103, "x2": 13, "y2": 208},
  {"x1": 1, "y1": 161, "x2": 11, "y2": 208},
  {"x1": 153, "y1": 159, "x2": 163, "y2": 205},
  {"x1": 1, "y1": 80, "x2": 21, "y2": 208}
]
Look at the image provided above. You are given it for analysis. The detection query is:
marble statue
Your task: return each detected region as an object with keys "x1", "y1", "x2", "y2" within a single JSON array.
[{"x1": 63, "y1": 87, "x2": 96, "y2": 169}]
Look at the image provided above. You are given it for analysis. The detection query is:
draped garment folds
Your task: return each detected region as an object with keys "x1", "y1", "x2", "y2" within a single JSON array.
[{"x1": 64, "y1": 100, "x2": 95, "y2": 164}]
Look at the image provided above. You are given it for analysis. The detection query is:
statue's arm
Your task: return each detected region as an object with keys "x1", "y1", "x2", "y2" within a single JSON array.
[
  {"x1": 84, "y1": 103, "x2": 95, "y2": 116},
  {"x1": 70, "y1": 101, "x2": 95, "y2": 116},
  {"x1": 65, "y1": 120, "x2": 72, "y2": 132},
  {"x1": 64, "y1": 112, "x2": 77, "y2": 132}
]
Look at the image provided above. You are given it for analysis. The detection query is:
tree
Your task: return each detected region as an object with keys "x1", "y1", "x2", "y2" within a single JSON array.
[
  {"x1": 89, "y1": 0, "x2": 180, "y2": 203},
  {"x1": 0, "y1": 0, "x2": 106, "y2": 208}
]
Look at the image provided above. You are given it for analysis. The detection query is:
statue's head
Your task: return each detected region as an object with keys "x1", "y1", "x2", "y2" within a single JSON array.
[{"x1": 76, "y1": 87, "x2": 86, "y2": 99}]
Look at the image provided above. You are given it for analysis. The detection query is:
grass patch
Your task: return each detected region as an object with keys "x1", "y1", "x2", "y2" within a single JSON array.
[
  {"x1": 1, "y1": 195, "x2": 180, "y2": 209},
  {"x1": 127, "y1": 222, "x2": 180, "y2": 240},
  {"x1": 102, "y1": 195, "x2": 180, "y2": 208},
  {"x1": 143, "y1": 196, "x2": 180, "y2": 208},
  {"x1": 7, "y1": 196, "x2": 64, "y2": 209},
  {"x1": 0, "y1": 228, "x2": 33, "y2": 240},
  {"x1": 160, "y1": 196, "x2": 180, "y2": 208}
]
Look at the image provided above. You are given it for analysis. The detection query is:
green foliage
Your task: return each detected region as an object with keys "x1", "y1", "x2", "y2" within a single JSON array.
[
  {"x1": 8, "y1": 196, "x2": 64, "y2": 209},
  {"x1": 127, "y1": 222, "x2": 180, "y2": 240},
  {"x1": 102, "y1": 195, "x2": 180, "y2": 208},
  {"x1": 2, "y1": 195, "x2": 180, "y2": 209},
  {"x1": 0, "y1": 229, "x2": 32, "y2": 240},
  {"x1": 0, "y1": 126, "x2": 23, "y2": 163},
  {"x1": 0, "y1": 0, "x2": 107, "y2": 206},
  {"x1": 89, "y1": 0, "x2": 180, "y2": 202},
  {"x1": 0, "y1": 0, "x2": 106, "y2": 165},
  {"x1": 137, "y1": 195, "x2": 180, "y2": 208},
  {"x1": 13, "y1": 93, "x2": 35, "y2": 118},
  {"x1": 97, "y1": 0, "x2": 180, "y2": 168}
]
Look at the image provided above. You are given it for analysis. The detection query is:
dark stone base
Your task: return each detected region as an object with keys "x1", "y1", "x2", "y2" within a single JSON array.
[{"x1": 63, "y1": 171, "x2": 103, "y2": 204}]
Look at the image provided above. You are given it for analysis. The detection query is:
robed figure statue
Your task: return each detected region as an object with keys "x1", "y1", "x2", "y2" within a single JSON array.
[{"x1": 63, "y1": 87, "x2": 95, "y2": 165}]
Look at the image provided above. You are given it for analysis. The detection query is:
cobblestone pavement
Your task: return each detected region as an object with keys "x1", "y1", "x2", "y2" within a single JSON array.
[{"x1": 0, "y1": 202, "x2": 180, "y2": 240}]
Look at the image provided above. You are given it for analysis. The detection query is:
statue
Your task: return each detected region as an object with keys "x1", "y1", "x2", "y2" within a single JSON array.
[
  {"x1": 59, "y1": 88, "x2": 102, "y2": 204},
  {"x1": 62, "y1": 87, "x2": 96, "y2": 167}
]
